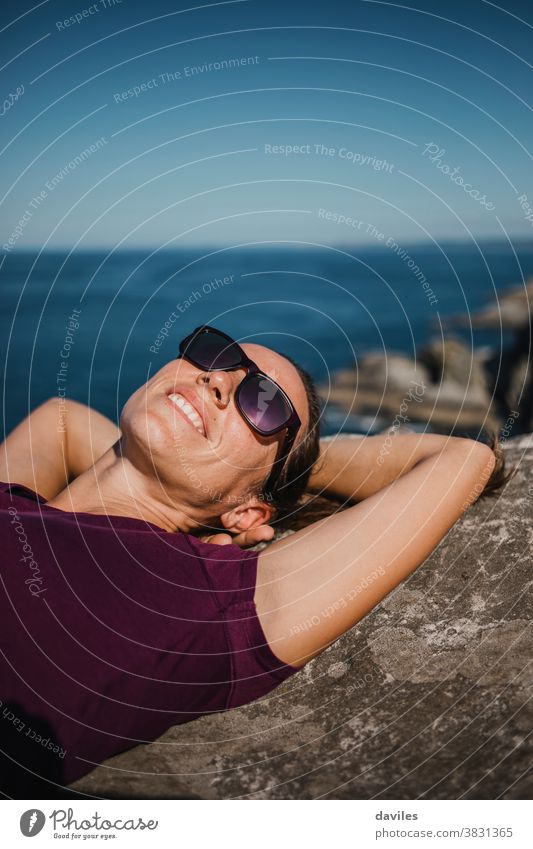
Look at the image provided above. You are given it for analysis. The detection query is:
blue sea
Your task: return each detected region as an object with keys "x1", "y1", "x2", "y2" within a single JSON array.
[{"x1": 2, "y1": 241, "x2": 533, "y2": 437}]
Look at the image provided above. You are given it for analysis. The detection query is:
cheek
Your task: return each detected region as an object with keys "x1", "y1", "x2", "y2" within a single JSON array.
[{"x1": 224, "y1": 422, "x2": 277, "y2": 476}]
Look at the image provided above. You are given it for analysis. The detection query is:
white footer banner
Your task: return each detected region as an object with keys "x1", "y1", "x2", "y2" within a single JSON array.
[{"x1": 2, "y1": 799, "x2": 531, "y2": 848}]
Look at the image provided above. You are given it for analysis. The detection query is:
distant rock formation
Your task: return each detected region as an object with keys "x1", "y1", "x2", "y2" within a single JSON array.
[
  {"x1": 322, "y1": 277, "x2": 532, "y2": 435},
  {"x1": 322, "y1": 336, "x2": 499, "y2": 433},
  {"x1": 70, "y1": 433, "x2": 533, "y2": 800}
]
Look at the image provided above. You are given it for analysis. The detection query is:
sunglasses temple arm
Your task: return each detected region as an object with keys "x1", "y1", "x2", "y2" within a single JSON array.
[{"x1": 262, "y1": 428, "x2": 298, "y2": 502}]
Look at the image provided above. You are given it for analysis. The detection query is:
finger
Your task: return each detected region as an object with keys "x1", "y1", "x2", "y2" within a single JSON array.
[
  {"x1": 200, "y1": 533, "x2": 233, "y2": 546},
  {"x1": 252, "y1": 525, "x2": 275, "y2": 542},
  {"x1": 234, "y1": 525, "x2": 276, "y2": 548}
]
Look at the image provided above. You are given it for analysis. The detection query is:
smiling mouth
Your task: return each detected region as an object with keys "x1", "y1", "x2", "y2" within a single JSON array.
[{"x1": 167, "y1": 392, "x2": 207, "y2": 437}]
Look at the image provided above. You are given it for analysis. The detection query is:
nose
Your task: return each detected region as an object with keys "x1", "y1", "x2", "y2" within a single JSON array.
[{"x1": 195, "y1": 368, "x2": 244, "y2": 407}]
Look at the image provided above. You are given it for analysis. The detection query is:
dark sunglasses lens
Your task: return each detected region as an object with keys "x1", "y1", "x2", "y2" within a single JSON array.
[
  {"x1": 184, "y1": 332, "x2": 242, "y2": 370},
  {"x1": 238, "y1": 375, "x2": 292, "y2": 433}
]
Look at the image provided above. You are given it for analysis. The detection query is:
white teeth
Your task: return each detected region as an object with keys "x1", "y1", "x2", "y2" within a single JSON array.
[{"x1": 168, "y1": 393, "x2": 205, "y2": 435}]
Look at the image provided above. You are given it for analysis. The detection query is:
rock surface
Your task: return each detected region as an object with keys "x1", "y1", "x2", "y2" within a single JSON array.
[
  {"x1": 70, "y1": 434, "x2": 533, "y2": 800},
  {"x1": 322, "y1": 337, "x2": 500, "y2": 433}
]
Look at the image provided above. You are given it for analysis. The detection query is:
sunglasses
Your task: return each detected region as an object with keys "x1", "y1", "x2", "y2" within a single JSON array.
[{"x1": 177, "y1": 325, "x2": 301, "y2": 499}]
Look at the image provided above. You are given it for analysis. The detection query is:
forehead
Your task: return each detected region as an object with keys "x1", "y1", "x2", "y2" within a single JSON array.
[{"x1": 241, "y1": 342, "x2": 308, "y2": 431}]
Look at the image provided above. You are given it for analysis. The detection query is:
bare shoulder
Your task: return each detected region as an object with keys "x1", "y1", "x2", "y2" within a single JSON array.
[{"x1": 0, "y1": 397, "x2": 121, "y2": 499}]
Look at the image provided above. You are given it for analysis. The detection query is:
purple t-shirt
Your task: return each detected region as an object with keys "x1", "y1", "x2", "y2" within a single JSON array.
[{"x1": 0, "y1": 481, "x2": 299, "y2": 791}]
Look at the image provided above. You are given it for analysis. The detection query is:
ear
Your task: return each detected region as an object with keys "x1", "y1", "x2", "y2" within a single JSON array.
[{"x1": 219, "y1": 496, "x2": 276, "y2": 534}]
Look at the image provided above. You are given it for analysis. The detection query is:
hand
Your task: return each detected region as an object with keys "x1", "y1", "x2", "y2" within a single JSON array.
[{"x1": 199, "y1": 524, "x2": 275, "y2": 548}]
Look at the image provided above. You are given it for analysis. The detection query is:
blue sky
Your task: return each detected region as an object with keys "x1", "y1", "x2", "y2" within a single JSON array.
[{"x1": 1, "y1": 0, "x2": 533, "y2": 250}]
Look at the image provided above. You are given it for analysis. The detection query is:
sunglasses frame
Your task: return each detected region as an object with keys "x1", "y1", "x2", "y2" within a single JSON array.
[{"x1": 177, "y1": 325, "x2": 301, "y2": 499}]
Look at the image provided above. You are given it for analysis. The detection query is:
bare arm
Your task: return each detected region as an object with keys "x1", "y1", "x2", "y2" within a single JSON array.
[
  {"x1": 0, "y1": 397, "x2": 121, "y2": 500},
  {"x1": 307, "y1": 431, "x2": 457, "y2": 502},
  {"x1": 256, "y1": 434, "x2": 496, "y2": 668}
]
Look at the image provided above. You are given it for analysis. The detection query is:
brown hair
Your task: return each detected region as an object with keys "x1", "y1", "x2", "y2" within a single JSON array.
[
  {"x1": 276, "y1": 426, "x2": 517, "y2": 535},
  {"x1": 478, "y1": 428, "x2": 517, "y2": 496},
  {"x1": 259, "y1": 354, "x2": 322, "y2": 524}
]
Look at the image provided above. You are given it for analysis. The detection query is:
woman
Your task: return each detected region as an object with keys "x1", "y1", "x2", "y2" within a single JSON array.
[{"x1": 0, "y1": 325, "x2": 505, "y2": 798}]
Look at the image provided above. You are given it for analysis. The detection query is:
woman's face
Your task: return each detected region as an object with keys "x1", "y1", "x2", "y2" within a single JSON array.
[{"x1": 119, "y1": 343, "x2": 309, "y2": 519}]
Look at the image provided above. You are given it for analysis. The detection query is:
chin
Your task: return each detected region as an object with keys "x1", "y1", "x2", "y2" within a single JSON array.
[{"x1": 120, "y1": 400, "x2": 176, "y2": 474}]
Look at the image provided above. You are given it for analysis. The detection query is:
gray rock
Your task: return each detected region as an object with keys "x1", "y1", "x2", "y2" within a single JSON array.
[
  {"x1": 322, "y1": 337, "x2": 503, "y2": 432},
  {"x1": 451, "y1": 278, "x2": 533, "y2": 331},
  {"x1": 70, "y1": 434, "x2": 533, "y2": 800}
]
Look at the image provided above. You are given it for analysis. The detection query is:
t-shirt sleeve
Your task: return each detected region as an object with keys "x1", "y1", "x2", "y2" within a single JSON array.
[{"x1": 177, "y1": 533, "x2": 260, "y2": 614}]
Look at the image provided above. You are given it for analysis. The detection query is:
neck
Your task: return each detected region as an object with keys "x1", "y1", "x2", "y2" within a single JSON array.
[{"x1": 46, "y1": 440, "x2": 201, "y2": 534}]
